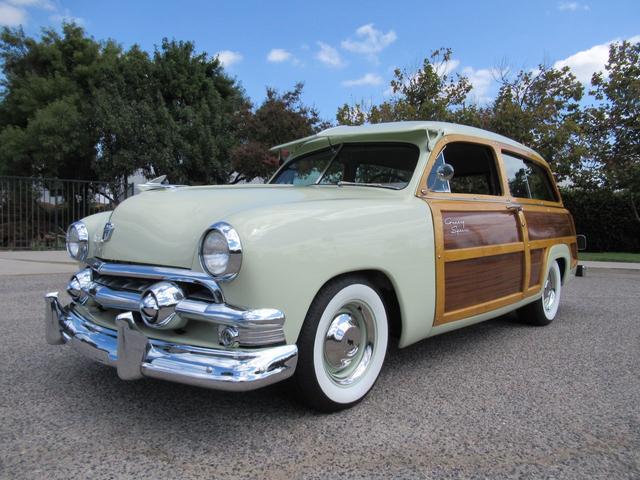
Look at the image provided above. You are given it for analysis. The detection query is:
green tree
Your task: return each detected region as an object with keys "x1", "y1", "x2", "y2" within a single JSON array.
[
  {"x1": 583, "y1": 40, "x2": 640, "y2": 221},
  {"x1": 336, "y1": 48, "x2": 474, "y2": 125},
  {"x1": 230, "y1": 83, "x2": 329, "y2": 183},
  {"x1": 0, "y1": 25, "x2": 249, "y2": 189},
  {"x1": 489, "y1": 64, "x2": 585, "y2": 182},
  {"x1": 0, "y1": 24, "x2": 105, "y2": 179},
  {"x1": 146, "y1": 39, "x2": 248, "y2": 185}
]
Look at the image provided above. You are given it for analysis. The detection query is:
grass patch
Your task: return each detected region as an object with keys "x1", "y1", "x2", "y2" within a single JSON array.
[{"x1": 579, "y1": 252, "x2": 640, "y2": 263}]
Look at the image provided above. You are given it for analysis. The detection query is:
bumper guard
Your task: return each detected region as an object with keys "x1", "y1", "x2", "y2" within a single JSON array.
[{"x1": 45, "y1": 292, "x2": 298, "y2": 391}]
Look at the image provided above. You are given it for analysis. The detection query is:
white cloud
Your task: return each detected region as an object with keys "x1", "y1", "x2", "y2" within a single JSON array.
[
  {"x1": 49, "y1": 10, "x2": 85, "y2": 25},
  {"x1": 553, "y1": 35, "x2": 640, "y2": 83},
  {"x1": 342, "y1": 73, "x2": 383, "y2": 87},
  {"x1": 1, "y1": 0, "x2": 81, "y2": 27},
  {"x1": 341, "y1": 24, "x2": 397, "y2": 60},
  {"x1": 440, "y1": 59, "x2": 460, "y2": 76},
  {"x1": 461, "y1": 66, "x2": 496, "y2": 104},
  {"x1": 557, "y1": 2, "x2": 590, "y2": 11},
  {"x1": 8, "y1": 0, "x2": 54, "y2": 10},
  {"x1": 267, "y1": 48, "x2": 292, "y2": 63},
  {"x1": 215, "y1": 50, "x2": 243, "y2": 68},
  {"x1": 316, "y1": 42, "x2": 344, "y2": 67},
  {"x1": 0, "y1": 2, "x2": 26, "y2": 25}
]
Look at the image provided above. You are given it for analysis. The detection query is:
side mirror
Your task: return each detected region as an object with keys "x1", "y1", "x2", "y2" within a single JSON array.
[
  {"x1": 436, "y1": 163, "x2": 455, "y2": 182},
  {"x1": 576, "y1": 234, "x2": 587, "y2": 251}
]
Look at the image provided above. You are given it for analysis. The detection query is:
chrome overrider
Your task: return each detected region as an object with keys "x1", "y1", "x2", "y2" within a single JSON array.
[{"x1": 45, "y1": 259, "x2": 298, "y2": 391}]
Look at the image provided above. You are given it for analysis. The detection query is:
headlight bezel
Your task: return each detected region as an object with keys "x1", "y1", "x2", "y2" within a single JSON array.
[
  {"x1": 66, "y1": 221, "x2": 89, "y2": 262},
  {"x1": 199, "y1": 222, "x2": 242, "y2": 281}
]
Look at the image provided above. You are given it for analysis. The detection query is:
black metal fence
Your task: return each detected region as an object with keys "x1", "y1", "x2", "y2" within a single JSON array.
[{"x1": 0, "y1": 176, "x2": 133, "y2": 250}]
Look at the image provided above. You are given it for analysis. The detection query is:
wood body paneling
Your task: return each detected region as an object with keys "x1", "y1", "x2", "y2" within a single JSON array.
[
  {"x1": 442, "y1": 211, "x2": 520, "y2": 249},
  {"x1": 417, "y1": 132, "x2": 578, "y2": 327},
  {"x1": 445, "y1": 252, "x2": 524, "y2": 312},
  {"x1": 529, "y1": 248, "x2": 544, "y2": 286},
  {"x1": 526, "y1": 211, "x2": 574, "y2": 240}
]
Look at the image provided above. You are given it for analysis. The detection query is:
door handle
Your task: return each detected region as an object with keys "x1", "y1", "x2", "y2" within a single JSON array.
[
  {"x1": 507, "y1": 204, "x2": 526, "y2": 227},
  {"x1": 506, "y1": 204, "x2": 523, "y2": 212}
]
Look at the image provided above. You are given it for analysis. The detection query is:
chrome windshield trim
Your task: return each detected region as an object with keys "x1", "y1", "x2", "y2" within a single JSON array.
[{"x1": 86, "y1": 258, "x2": 223, "y2": 303}]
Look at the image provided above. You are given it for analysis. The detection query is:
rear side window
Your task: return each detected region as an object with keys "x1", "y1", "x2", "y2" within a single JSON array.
[
  {"x1": 427, "y1": 142, "x2": 502, "y2": 196},
  {"x1": 502, "y1": 152, "x2": 557, "y2": 202}
]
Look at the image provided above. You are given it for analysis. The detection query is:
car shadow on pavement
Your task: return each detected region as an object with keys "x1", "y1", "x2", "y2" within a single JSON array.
[{"x1": 48, "y1": 311, "x2": 529, "y2": 428}]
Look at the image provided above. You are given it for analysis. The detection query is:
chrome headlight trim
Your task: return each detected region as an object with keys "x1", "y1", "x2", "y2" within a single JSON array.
[
  {"x1": 66, "y1": 222, "x2": 89, "y2": 261},
  {"x1": 199, "y1": 222, "x2": 242, "y2": 281}
]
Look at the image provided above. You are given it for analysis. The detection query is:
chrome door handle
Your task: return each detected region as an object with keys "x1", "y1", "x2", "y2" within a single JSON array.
[{"x1": 506, "y1": 204, "x2": 523, "y2": 212}]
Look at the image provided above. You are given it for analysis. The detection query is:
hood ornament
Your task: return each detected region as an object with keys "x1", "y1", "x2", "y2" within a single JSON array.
[
  {"x1": 102, "y1": 222, "x2": 115, "y2": 242},
  {"x1": 137, "y1": 175, "x2": 185, "y2": 192}
]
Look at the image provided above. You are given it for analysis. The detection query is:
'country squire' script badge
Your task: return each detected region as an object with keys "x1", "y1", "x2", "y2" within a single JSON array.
[{"x1": 444, "y1": 217, "x2": 469, "y2": 236}]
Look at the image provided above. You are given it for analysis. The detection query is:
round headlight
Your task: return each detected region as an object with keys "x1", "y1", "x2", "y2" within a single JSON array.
[
  {"x1": 66, "y1": 222, "x2": 89, "y2": 261},
  {"x1": 199, "y1": 222, "x2": 242, "y2": 280}
]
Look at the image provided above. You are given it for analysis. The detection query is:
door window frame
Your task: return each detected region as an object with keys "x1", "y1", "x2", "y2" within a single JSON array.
[
  {"x1": 417, "y1": 135, "x2": 508, "y2": 203},
  {"x1": 498, "y1": 149, "x2": 563, "y2": 207}
]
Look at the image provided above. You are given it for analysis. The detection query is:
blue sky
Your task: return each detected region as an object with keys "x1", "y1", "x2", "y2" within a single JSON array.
[{"x1": 1, "y1": 0, "x2": 639, "y2": 121}]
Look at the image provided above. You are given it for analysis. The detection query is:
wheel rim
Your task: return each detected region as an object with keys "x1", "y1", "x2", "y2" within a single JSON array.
[
  {"x1": 543, "y1": 269, "x2": 558, "y2": 313},
  {"x1": 323, "y1": 301, "x2": 376, "y2": 386}
]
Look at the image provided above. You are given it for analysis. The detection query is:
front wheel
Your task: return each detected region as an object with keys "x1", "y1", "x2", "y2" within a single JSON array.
[
  {"x1": 517, "y1": 260, "x2": 563, "y2": 326},
  {"x1": 292, "y1": 276, "x2": 389, "y2": 412}
]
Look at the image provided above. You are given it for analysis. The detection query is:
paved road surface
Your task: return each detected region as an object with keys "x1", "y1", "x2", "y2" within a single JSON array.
[{"x1": 1, "y1": 270, "x2": 638, "y2": 479}]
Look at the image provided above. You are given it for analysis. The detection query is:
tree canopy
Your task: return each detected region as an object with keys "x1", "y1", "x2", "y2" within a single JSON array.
[
  {"x1": 0, "y1": 24, "x2": 248, "y2": 192},
  {"x1": 0, "y1": 25, "x2": 638, "y2": 217}
]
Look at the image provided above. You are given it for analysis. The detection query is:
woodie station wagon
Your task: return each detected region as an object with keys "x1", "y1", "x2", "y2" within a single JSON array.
[{"x1": 45, "y1": 121, "x2": 581, "y2": 411}]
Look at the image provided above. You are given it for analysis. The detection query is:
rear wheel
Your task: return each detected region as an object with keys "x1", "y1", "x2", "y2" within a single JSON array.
[
  {"x1": 292, "y1": 276, "x2": 388, "y2": 412},
  {"x1": 517, "y1": 260, "x2": 562, "y2": 326}
]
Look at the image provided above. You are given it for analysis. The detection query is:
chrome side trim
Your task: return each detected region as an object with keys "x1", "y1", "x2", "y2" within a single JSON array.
[
  {"x1": 87, "y1": 258, "x2": 223, "y2": 302},
  {"x1": 176, "y1": 299, "x2": 286, "y2": 346},
  {"x1": 45, "y1": 294, "x2": 298, "y2": 392}
]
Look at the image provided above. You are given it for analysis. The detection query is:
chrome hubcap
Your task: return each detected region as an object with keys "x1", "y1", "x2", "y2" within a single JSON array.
[
  {"x1": 323, "y1": 301, "x2": 375, "y2": 385},
  {"x1": 543, "y1": 273, "x2": 557, "y2": 312}
]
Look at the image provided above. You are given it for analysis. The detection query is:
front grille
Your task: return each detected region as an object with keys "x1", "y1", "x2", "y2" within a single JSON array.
[{"x1": 92, "y1": 273, "x2": 217, "y2": 304}]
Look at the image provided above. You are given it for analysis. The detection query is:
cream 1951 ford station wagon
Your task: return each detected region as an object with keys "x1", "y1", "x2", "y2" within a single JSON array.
[{"x1": 45, "y1": 121, "x2": 582, "y2": 411}]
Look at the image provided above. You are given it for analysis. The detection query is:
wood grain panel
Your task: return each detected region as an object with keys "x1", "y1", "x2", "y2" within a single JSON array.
[
  {"x1": 529, "y1": 248, "x2": 544, "y2": 286},
  {"x1": 525, "y1": 211, "x2": 574, "y2": 240},
  {"x1": 445, "y1": 252, "x2": 524, "y2": 312},
  {"x1": 442, "y1": 210, "x2": 520, "y2": 249}
]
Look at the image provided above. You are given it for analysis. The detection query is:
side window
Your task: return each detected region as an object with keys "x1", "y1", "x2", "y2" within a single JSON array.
[
  {"x1": 427, "y1": 142, "x2": 502, "y2": 196},
  {"x1": 502, "y1": 152, "x2": 557, "y2": 202}
]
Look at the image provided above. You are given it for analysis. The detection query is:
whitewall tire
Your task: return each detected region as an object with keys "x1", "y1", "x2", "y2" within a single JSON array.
[
  {"x1": 517, "y1": 260, "x2": 563, "y2": 326},
  {"x1": 293, "y1": 276, "x2": 389, "y2": 411}
]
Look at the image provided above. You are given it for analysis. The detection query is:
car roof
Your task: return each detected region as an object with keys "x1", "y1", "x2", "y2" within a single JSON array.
[{"x1": 271, "y1": 121, "x2": 540, "y2": 158}]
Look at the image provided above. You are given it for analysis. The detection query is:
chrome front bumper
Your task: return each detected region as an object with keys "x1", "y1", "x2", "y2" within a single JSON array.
[{"x1": 45, "y1": 293, "x2": 298, "y2": 391}]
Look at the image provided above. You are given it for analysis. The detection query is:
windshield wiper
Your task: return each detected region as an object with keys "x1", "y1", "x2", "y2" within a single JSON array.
[{"x1": 336, "y1": 181, "x2": 401, "y2": 190}]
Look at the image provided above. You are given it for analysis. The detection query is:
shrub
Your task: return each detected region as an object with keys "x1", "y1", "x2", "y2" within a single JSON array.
[{"x1": 561, "y1": 188, "x2": 640, "y2": 253}]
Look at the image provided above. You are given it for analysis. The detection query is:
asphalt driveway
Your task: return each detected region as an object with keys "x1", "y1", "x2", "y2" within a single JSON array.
[{"x1": 0, "y1": 269, "x2": 638, "y2": 479}]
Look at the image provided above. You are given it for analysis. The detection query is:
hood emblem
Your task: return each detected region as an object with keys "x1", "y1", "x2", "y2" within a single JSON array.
[{"x1": 102, "y1": 222, "x2": 115, "y2": 242}]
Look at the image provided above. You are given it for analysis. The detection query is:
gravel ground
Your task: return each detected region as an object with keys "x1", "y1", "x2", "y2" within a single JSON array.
[{"x1": 0, "y1": 270, "x2": 638, "y2": 479}]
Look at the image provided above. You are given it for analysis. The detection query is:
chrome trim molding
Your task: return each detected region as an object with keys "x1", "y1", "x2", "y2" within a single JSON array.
[
  {"x1": 176, "y1": 299, "x2": 286, "y2": 346},
  {"x1": 44, "y1": 294, "x2": 298, "y2": 392},
  {"x1": 73, "y1": 260, "x2": 286, "y2": 346},
  {"x1": 86, "y1": 258, "x2": 223, "y2": 302}
]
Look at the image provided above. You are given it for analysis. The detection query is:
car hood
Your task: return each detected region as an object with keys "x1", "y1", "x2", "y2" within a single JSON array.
[{"x1": 98, "y1": 184, "x2": 398, "y2": 268}]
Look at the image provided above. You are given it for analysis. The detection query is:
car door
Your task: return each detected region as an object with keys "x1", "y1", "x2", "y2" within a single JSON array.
[
  {"x1": 418, "y1": 137, "x2": 529, "y2": 326},
  {"x1": 501, "y1": 150, "x2": 578, "y2": 294}
]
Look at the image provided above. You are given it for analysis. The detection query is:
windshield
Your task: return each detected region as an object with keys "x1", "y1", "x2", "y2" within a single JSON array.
[{"x1": 270, "y1": 143, "x2": 419, "y2": 189}]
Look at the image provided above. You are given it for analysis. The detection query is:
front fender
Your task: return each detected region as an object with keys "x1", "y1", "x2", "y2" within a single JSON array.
[
  {"x1": 80, "y1": 211, "x2": 112, "y2": 261},
  {"x1": 217, "y1": 197, "x2": 436, "y2": 346}
]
